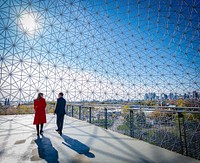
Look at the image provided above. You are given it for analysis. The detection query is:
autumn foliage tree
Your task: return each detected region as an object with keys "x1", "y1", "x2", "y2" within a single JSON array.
[{"x1": 176, "y1": 99, "x2": 190, "y2": 107}]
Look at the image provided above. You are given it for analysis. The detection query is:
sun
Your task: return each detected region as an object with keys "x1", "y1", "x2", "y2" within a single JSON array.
[{"x1": 19, "y1": 11, "x2": 41, "y2": 35}]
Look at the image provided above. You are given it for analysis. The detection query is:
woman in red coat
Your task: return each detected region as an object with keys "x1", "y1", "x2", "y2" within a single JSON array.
[{"x1": 33, "y1": 93, "x2": 47, "y2": 137}]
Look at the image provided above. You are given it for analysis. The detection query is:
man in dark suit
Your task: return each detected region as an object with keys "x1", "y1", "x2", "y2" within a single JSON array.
[{"x1": 54, "y1": 92, "x2": 66, "y2": 135}]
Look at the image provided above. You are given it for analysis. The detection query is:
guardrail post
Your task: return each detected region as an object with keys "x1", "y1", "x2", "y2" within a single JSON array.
[
  {"x1": 89, "y1": 107, "x2": 92, "y2": 123},
  {"x1": 72, "y1": 105, "x2": 74, "y2": 117},
  {"x1": 105, "y1": 108, "x2": 108, "y2": 129},
  {"x1": 66, "y1": 105, "x2": 68, "y2": 115},
  {"x1": 130, "y1": 110, "x2": 134, "y2": 137},
  {"x1": 178, "y1": 112, "x2": 184, "y2": 155},
  {"x1": 182, "y1": 114, "x2": 188, "y2": 156},
  {"x1": 79, "y1": 106, "x2": 82, "y2": 120}
]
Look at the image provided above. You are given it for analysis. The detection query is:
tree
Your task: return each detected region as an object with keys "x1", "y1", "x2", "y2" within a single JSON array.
[
  {"x1": 122, "y1": 105, "x2": 130, "y2": 113},
  {"x1": 176, "y1": 99, "x2": 190, "y2": 107}
]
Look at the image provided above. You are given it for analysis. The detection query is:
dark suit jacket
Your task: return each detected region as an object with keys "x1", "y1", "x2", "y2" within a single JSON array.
[{"x1": 55, "y1": 97, "x2": 66, "y2": 115}]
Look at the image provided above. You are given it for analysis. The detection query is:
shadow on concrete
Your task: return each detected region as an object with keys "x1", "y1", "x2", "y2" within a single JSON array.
[
  {"x1": 62, "y1": 134, "x2": 95, "y2": 158},
  {"x1": 35, "y1": 135, "x2": 59, "y2": 163},
  {"x1": 0, "y1": 116, "x2": 15, "y2": 157},
  {"x1": 71, "y1": 125, "x2": 153, "y2": 163}
]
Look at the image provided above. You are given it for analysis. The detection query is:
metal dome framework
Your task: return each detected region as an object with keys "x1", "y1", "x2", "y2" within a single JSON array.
[{"x1": 0, "y1": 0, "x2": 199, "y2": 103}]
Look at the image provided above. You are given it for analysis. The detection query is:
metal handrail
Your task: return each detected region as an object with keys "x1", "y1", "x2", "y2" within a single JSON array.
[
  {"x1": 128, "y1": 108, "x2": 200, "y2": 114},
  {"x1": 66, "y1": 103, "x2": 199, "y2": 159}
]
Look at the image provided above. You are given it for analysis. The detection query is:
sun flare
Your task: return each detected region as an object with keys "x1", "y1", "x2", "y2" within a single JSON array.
[{"x1": 19, "y1": 12, "x2": 41, "y2": 35}]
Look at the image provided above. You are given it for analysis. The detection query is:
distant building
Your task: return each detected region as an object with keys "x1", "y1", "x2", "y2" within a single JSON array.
[
  {"x1": 143, "y1": 91, "x2": 199, "y2": 101},
  {"x1": 184, "y1": 93, "x2": 189, "y2": 99},
  {"x1": 144, "y1": 93, "x2": 156, "y2": 101},
  {"x1": 4, "y1": 98, "x2": 10, "y2": 106},
  {"x1": 193, "y1": 91, "x2": 199, "y2": 99},
  {"x1": 169, "y1": 93, "x2": 174, "y2": 100},
  {"x1": 161, "y1": 93, "x2": 168, "y2": 100}
]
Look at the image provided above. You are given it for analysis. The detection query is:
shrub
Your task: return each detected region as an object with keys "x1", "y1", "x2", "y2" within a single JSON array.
[
  {"x1": 48, "y1": 108, "x2": 55, "y2": 113},
  {"x1": 6, "y1": 107, "x2": 17, "y2": 115}
]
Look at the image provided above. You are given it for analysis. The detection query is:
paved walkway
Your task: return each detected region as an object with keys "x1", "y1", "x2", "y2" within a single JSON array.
[{"x1": 0, "y1": 114, "x2": 199, "y2": 163}]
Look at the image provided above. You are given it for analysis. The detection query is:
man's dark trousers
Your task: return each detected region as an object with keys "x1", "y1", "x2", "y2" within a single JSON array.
[
  {"x1": 57, "y1": 114, "x2": 65, "y2": 133},
  {"x1": 55, "y1": 96, "x2": 66, "y2": 134}
]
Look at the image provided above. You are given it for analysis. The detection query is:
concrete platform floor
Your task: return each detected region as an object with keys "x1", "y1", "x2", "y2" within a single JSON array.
[{"x1": 0, "y1": 114, "x2": 199, "y2": 163}]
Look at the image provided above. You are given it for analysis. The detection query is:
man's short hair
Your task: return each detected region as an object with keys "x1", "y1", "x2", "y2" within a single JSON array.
[{"x1": 59, "y1": 92, "x2": 64, "y2": 96}]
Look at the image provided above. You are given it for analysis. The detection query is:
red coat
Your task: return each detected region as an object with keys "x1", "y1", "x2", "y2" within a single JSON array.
[{"x1": 33, "y1": 97, "x2": 47, "y2": 125}]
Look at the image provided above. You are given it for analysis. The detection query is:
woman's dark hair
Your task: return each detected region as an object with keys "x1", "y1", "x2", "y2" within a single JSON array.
[{"x1": 37, "y1": 93, "x2": 43, "y2": 100}]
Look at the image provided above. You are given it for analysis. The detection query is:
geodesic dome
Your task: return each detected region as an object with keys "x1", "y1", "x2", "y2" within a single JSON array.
[{"x1": 0, "y1": 0, "x2": 199, "y2": 103}]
